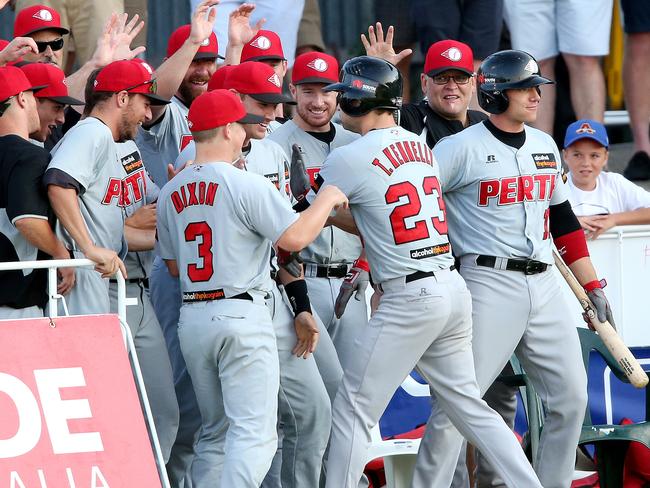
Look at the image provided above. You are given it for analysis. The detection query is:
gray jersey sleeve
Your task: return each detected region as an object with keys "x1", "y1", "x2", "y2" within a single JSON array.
[
  {"x1": 156, "y1": 200, "x2": 175, "y2": 261},
  {"x1": 434, "y1": 135, "x2": 470, "y2": 192}
]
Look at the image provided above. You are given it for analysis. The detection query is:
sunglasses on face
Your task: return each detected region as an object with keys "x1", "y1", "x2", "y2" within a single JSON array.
[
  {"x1": 430, "y1": 74, "x2": 471, "y2": 85},
  {"x1": 35, "y1": 37, "x2": 64, "y2": 53}
]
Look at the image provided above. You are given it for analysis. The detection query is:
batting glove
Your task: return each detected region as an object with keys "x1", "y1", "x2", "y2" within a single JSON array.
[
  {"x1": 584, "y1": 279, "x2": 616, "y2": 330},
  {"x1": 334, "y1": 259, "x2": 370, "y2": 319},
  {"x1": 277, "y1": 248, "x2": 303, "y2": 278},
  {"x1": 290, "y1": 143, "x2": 311, "y2": 202}
]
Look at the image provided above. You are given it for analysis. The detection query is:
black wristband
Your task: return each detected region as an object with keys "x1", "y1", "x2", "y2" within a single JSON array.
[{"x1": 284, "y1": 279, "x2": 312, "y2": 316}]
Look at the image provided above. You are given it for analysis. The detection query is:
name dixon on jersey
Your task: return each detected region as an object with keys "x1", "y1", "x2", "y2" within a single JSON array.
[
  {"x1": 372, "y1": 140, "x2": 434, "y2": 176},
  {"x1": 170, "y1": 181, "x2": 218, "y2": 214},
  {"x1": 478, "y1": 173, "x2": 557, "y2": 206}
]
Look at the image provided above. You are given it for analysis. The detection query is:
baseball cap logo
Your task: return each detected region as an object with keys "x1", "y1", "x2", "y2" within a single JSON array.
[
  {"x1": 33, "y1": 8, "x2": 53, "y2": 22},
  {"x1": 576, "y1": 122, "x2": 596, "y2": 134},
  {"x1": 307, "y1": 58, "x2": 328, "y2": 72},
  {"x1": 352, "y1": 79, "x2": 363, "y2": 89},
  {"x1": 200, "y1": 37, "x2": 210, "y2": 47},
  {"x1": 441, "y1": 47, "x2": 462, "y2": 62},
  {"x1": 141, "y1": 61, "x2": 154, "y2": 74},
  {"x1": 251, "y1": 35, "x2": 271, "y2": 50},
  {"x1": 524, "y1": 59, "x2": 538, "y2": 73},
  {"x1": 268, "y1": 73, "x2": 281, "y2": 87}
]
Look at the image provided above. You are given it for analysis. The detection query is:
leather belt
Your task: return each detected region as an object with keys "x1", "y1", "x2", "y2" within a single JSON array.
[
  {"x1": 182, "y1": 289, "x2": 253, "y2": 303},
  {"x1": 405, "y1": 266, "x2": 455, "y2": 283},
  {"x1": 476, "y1": 255, "x2": 548, "y2": 275},
  {"x1": 305, "y1": 263, "x2": 350, "y2": 279}
]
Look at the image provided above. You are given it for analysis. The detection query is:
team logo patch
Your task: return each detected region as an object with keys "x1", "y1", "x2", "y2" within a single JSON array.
[
  {"x1": 251, "y1": 35, "x2": 271, "y2": 50},
  {"x1": 441, "y1": 47, "x2": 462, "y2": 62},
  {"x1": 33, "y1": 9, "x2": 53, "y2": 21},
  {"x1": 121, "y1": 151, "x2": 144, "y2": 174},
  {"x1": 532, "y1": 153, "x2": 557, "y2": 169},
  {"x1": 307, "y1": 58, "x2": 328, "y2": 72},
  {"x1": 410, "y1": 243, "x2": 450, "y2": 260},
  {"x1": 576, "y1": 122, "x2": 596, "y2": 134},
  {"x1": 524, "y1": 59, "x2": 538, "y2": 73},
  {"x1": 268, "y1": 73, "x2": 281, "y2": 87}
]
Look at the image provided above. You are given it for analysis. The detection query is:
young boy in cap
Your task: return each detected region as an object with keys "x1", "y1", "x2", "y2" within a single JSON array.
[{"x1": 564, "y1": 119, "x2": 650, "y2": 239}]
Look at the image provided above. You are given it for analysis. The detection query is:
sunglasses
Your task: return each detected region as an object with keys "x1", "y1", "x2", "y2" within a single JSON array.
[
  {"x1": 122, "y1": 79, "x2": 158, "y2": 95},
  {"x1": 430, "y1": 74, "x2": 472, "y2": 85},
  {"x1": 35, "y1": 37, "x2": 64, "y2": 53}
]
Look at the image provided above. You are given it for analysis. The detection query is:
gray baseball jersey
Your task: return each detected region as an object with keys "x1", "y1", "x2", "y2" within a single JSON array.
[
  {"x1": 156, "y1": 162, "x2": 299, "y2": 298},
  {"x1": 269, "y1": 120, "x2": 361, "y2": 264},
  {"x1": 314, "y1": 125, "x2": 453, "y2": 282},
  {"x1": 434, "y1": 122, "x2": 569, "y2": 263},
  {"x1": 136, "y1": 96, "x2": 192, "y2": 188},
  {"x1": 175, "y1": 138, "x2": 291, "y2": 201},
  {"x1": 47, "y1": 117, "x2": 129, "y2": 257},
  {"x1": 117, "y1": 141, "x2": 160, "y2": 279}
]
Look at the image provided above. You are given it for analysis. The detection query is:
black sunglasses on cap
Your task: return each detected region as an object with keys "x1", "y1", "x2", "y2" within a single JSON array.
[{"x1": 35, "y1": 37, "x2": 64, "y2": 53}]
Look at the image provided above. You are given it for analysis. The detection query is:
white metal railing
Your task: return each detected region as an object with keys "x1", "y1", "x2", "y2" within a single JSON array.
[
  {"x1": 603, "y1": 110, "x2": 629, "y2": 126},
  {"x1": 0, "y1": 258, "x2": 170, "y2": 488}
]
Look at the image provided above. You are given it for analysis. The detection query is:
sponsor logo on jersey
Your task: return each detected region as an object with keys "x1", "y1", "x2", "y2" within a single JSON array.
[
  {"x1": 33, "y1": 9, "x2": 53, "y2": 21},
  {"x1": 576, "y1": 122, "x2": 596, "y2": 134},
  {"x1": 268, "y1": 73, "x2": 282, "y2": 87},
  {"x1": 477, "y1": 174, "x2": 556, "y2": 206},
  {"x1": 441, "y1": 47, "x2": 462, "y2": 62},
  {"x1": 410, "y1": 243, "x2": 450, "y2": 260},
  {"x1": 307, "y1": 58, "x2": 328, "y2": 72},
  {"x1": 182, "y1": 289, "x2": 225, "y2": 302},
  {"x1": 531, "y1": 153, "x2": 557, "y2": 169},
  {"x1": 171, "y1": 181, "x2": 219, "y2": 214},
  {"x1": 251, "y1": 35, "x2": 271, "y2": 50},
  {"x1": 120, "y1": 151, "x2": 144, "y2": 175},
  {"x1": 372, "y1": 140, "x2": 434, "y2": 176},
  {"x1": 486, "y1": 154, "x2": 498, "y2": 164}
]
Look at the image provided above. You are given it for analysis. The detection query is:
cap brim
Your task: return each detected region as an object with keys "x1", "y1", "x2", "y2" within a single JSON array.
[
  {"x1": 249, "y1": 92, "x2": 296, "y2": 105},
  {"x1": 22, "y1": 26, "x2": 69, "y2": 36},
  {"x1": 323, "y1": 82, "x2": 375, "y2": 99},
  {"x1": 294, "y1": 76, "x2": 338, "y2": 85},
  {"x1": 243, "y1": 55, "x2": 286, "y2": 62},
  {"x1": 193, "y1": 52, "x2": 225, "y2": 61},
  {"x1": 426, "y1": 66, "x2": 474, "y2": 77},
  {"x1": 45, "y1": 95, "x2": 84, "y2": 105},
  {"x1": 29, "y1": 85, "x2": 48, "y2": 93},
  {"x1": 237, "y1": 112, "x2": 266, "y2": 124},
  {"x1": 143, "y1": 93, "x2": 171, "y2": 105}
]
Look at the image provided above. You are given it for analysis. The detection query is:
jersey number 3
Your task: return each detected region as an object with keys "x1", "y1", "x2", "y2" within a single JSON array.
[
  {"x1": 185, "y1": 221, "x2": 214, "y2": 282},
  {"x1": 385, "y1": 176, "x2": 448, "y2": 245}
]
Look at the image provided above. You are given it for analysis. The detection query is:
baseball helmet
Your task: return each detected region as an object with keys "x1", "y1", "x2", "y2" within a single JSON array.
[
  {"x1": 477, "y1": 50, "x2": 554, "y2": 114},
  {"x1": 323, "y1": 56, "x2": 402, "y2": 117}
]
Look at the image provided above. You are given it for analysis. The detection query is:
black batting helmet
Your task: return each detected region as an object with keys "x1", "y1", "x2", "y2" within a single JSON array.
[
  {"x1": 323, "y1": 56, "x2": 402, "y2": 117},
  {"x1": 477, "y1": 50, "x2": 554, "y2": 114}
]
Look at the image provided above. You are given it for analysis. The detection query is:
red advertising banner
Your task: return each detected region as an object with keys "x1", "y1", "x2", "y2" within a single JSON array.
[{"x1": 0, "y1": 315, "x2": 162, "y2": 488}]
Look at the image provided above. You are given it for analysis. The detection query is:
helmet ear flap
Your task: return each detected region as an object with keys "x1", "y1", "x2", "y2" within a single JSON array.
[{"x1": 478, "y1": 89, "x2": 509, "y2": 115}]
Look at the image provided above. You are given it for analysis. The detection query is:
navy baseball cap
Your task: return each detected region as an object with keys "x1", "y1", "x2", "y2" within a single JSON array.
[{"x1": 564, "y1": 119, "x2": 609, "y2": 149}]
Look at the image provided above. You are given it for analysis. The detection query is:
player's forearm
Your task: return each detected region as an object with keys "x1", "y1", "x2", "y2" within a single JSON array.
[
  {"x1": 14, "y1": 218, "x2": 70, "y2": 259},
  {"x1": 65, "y1": 62, "x2": 97, "y2": 114},
  {"x1": 47, "y1": 185, "x2": 95, "y2": 254},
  {"x1": 327, "y1": 207, "x2": 359, "y2": 235},
  {"x1": 165, "y1": 259, "x2": 179, "y2": 277},
  {"x1": 124, "y1": 225, "x2": 155, "y2": 251},
  {"x1": 611, "y1": 208, "x2": 650, "y2": 226},
  {"x1": 567, "y1": 257, "x2": 599, "y2": 287},
  {"x1": 278, "y1": 266, "x2": 304, "y2": 284},
  {"x1": 278, "y1": 198, "x2": 340, "y2": 251},
  {"x1": 155, "y1": 39, "x2": 202, "y2": 101},
  {"x1": 224, "y1": 44, "x2": 243, "y2": 66}
]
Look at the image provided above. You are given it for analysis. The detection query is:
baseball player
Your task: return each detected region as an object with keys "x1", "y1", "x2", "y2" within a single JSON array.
[
  {"x1": 268, "y1": 51, "x2": 368, "y2": 372},
  {"x1": 175, "y1": 60, "x2": 342, "y2": 488},
  {"x1": 45, "y1": 59, "x2": 168, "y2": 315},
  {"x1": 307, "y1": 55, "x2": 542, "y2": 488},
  {"x1": 156, "y1": 88, "x2": 348, "y2": 486},
  {"x1": 412, "y1": 50, "x2": 612, "y2": 488}
]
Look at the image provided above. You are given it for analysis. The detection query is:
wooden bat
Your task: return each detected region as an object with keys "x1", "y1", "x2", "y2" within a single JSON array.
[{"x1": 553, "y1": 251, "x2": 648, "y2": 388}]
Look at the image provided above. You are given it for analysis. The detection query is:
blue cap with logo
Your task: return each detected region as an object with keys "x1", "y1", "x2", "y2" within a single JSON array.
[{"x1": 564, "y1": 119, "x2": 609, "y2": 149}]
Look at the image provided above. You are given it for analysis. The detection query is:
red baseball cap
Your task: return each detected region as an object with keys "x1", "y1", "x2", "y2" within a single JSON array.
[
  {"x1": 241, "y1": 30, "x2": 285, "y2": 63},
  {"x1": 14, "y1": 5, "x2": 69, "y2": 38},
  {"x1": 0, "y1": 65, "x2": 45, "y2": 102},
  {"x1": 226, "y1": 62, "x2": 294, "y2": 104},
  {"x1": 20, "y1": 63, "x2": 83, "y2": 105},
  {"x1": 167, "y1": 24, "x2": 223, "y2": 61},
  {"x1": 424, "y1": 40, "x2": 474, "y2": 77},
  {"x1": 93, "y1": 59, "x2": 170, "y2": 105},
  {"x1": 187, "y1": 89, "x2": 265, "y2": 131},
  {"x1": 207, "y1": 65, "x2": 235, "y2": 91},
  {"x1": 292, "y1": 52, "x2": 338, "y2": 85}
]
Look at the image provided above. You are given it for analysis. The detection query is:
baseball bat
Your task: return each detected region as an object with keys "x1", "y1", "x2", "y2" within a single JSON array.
[{"x1": 553, "y1": 251, "x2": 648, "y2": 388}]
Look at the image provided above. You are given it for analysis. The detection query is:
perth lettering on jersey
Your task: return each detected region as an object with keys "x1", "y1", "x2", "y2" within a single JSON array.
[
  {"x1": 120, "y1": 151, "x2": 144, "y2": 175},
  {"x1": 171, "y1": 181, "x2": 218, "y2": 214},
  {"x1": 102, "y1": 170, "x2": 146, "y2": 207},
  {"x1": 531, "y1": 153, "x2": 557, "y2": 170},
  {"x1": 372, "y1": 140, "x2": 434, "y2": 176},
  {"x1": 478, "y1": 174, "x2": 557, "y2": 206},
  {"x1": 410, "y1": 243, "x2": 451, "y2": 260}
]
